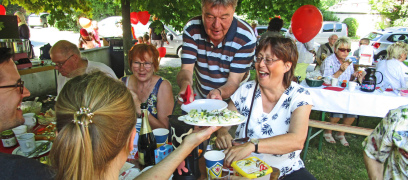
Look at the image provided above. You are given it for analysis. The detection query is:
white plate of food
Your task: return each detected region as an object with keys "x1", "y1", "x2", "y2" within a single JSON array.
[
  {"x1": 178, "y1": 109, "x2": 245, "y2": 126},
  {"x1": 12, "y1": 140, "x2": 52, "y2": 158},
  {"x1": 181, "y1": 99, "x2": 228, "y2": 113}
]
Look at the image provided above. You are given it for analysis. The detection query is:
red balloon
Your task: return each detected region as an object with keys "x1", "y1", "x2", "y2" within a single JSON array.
[
  {"x1": 158, "y1": 47, "x2": 166, "y2": 58},
  {"x1": 130, "y1": 12, "x2": 139, "y2": 24},
  {"x1": 138, "y1": 11, "x2": 150, "y2": 25},
  {"x1": 291, "y1": 5, "x2": 323, "y2": 43},
  {"x1": 0, "y1": 5, "x2": 6, "y2": 15}
]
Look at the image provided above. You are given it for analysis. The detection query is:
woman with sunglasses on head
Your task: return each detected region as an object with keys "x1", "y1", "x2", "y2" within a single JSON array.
[
  {"x1": 215, "y1": 37, "x2": 316, "y2": 179},
  {"x1": 120, "y1": 44, "x2": 173, "y2": 129},
  {"x1": 321, "y1": 36, "x2": 364, "y2": 146}
]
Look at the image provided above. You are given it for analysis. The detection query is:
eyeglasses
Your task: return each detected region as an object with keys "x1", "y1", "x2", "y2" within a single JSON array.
[
  {"x1": 254, "y1": 57, "x2": 280, "y2": 65},
  {"x1": 0, "y1": 79, "x2": 25, "y2": 94},
  {"x1": 337, "y1": 48, "x2": 351, "y2": 53},
  {"x1": 133, "y1": 61, "x2": 152, "y2": 69},
  {"x1": 53, "y1": 54, "x2": 73, "y2": 68}
]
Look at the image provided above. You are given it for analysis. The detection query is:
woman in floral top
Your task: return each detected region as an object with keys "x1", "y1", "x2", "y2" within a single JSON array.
[
  {"x1": 121, "y1": 44, "x2": 173, "y2": 129},
  {"x1": 363, "y1": 105, "x2": 408, "y2": 180},
  {"x1": 215, "y1": 37, "x2": 315, "y2": 179}
]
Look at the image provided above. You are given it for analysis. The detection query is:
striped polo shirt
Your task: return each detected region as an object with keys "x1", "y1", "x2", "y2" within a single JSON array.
[{"x1": 181, "y1": 16, "x2": 256, "y2": 97}]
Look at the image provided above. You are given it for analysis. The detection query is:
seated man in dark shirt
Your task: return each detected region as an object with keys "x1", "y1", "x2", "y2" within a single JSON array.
[{"x1": 0, "y1": 47, "x2": 54, "y2": 180}]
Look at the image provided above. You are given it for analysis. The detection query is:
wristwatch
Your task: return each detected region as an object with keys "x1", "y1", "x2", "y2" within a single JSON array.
[{"x1": 250, "y1": 138, "x2": 259, "y2": 154}]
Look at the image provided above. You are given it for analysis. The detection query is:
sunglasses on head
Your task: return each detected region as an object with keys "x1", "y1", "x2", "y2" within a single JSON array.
[{"x1": 338, "y1": 48, "x2": 351, "y2": 53}]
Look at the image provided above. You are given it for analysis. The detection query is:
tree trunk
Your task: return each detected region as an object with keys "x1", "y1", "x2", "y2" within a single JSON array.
[{"x1": 122, "y1": 0, "x2": 131, "y2": 75}]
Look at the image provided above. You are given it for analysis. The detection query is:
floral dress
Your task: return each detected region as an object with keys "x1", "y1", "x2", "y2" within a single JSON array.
[
  {"x1": 231, "y1": 81, "x2": 313, "y2": 178},
  {"x1": 362, "y1": 105, "x2": 408, "y2": 180},
  {"x1": 121, "y1": 76, "x2": 163, "y2": 119}
]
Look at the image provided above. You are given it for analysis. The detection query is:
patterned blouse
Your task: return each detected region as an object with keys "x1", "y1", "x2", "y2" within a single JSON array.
[
  {"x1": 231, "y1": 81, "x2": 313, "y2": 178},
  {"x1": 121, "y1": 76, "x2": 163, "y2": 119},
  {"x1": 362, "y1": 105, "x2": 408, "y2": 180}
]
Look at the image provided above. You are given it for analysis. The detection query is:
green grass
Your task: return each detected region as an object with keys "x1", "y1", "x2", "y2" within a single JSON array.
[{"x1": 157, "y1": 67, "x2": 381, "y2": 179}]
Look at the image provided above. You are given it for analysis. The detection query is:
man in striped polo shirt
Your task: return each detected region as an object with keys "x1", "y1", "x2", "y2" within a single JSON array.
[{"x1": 176, "y1": 0, "x2": 256, "y2": 101}]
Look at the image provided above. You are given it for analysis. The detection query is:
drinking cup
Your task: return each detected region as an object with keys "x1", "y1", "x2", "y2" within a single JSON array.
[
  {"x1": 153, "y1": 128, "x2": 169, "y2": 148},
  {"x1": 16, "y1": 133, "x2": 36, "y2": 155},
  {"x1": 208, "y1": 170, "x2": 230, "y2": 180},
  {"x1": 23, "y1": 113, "x2": 37, "y2": 131},
  {"x1": 12, "y1": 125, "x2": 27, "y2": 137},
  {"x1": 204, "y1": 150, "x2": 225, "y2": 179},
  {"x1": 348, "y1": 82, "x2": 358, "y2": 92},
  {"x1": 331, "y1": 78, "x2": 339, "y2": 87},
  {"x1": 136, "y1": 118, "x2": 142, "y2": 132},
  {"x1": 324, "y1": 77, "x2": 332, "y2": 85}
]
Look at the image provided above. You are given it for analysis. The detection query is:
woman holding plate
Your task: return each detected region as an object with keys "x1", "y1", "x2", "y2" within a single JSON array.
[
  {"x1": 215, "y1": 37, "x2": 315, "y2": 179},
  {"x1": 121, "y1": 44, "x2": 173, "y2": 129}
]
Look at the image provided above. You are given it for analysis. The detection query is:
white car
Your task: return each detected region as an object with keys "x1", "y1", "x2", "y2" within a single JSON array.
[
  {"x1": 364, "y1": 30, "x2": 408, "y2": 60},
  {"x1": 98, "y1": 16, "x2": 183, "y2": 57},
  {"x1": 314, "y1": 21, "x2": 348, "y2": 44},
  {"x1": 28, "y1": 13, "x2": 49, "y2": 28}
]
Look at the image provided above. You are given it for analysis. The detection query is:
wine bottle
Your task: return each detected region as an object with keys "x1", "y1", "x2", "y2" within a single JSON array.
[{"x1": 138, "y1": 103, "x2": 157, "y2": 167}]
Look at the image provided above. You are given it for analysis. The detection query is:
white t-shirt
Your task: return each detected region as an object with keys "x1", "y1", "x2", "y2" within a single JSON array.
[
  {"x1": 231, "y1": 81, "x2": 313, "y2": 178},
  {"x1": 376, "y1": 59, "x2": 408, "y2": 89},
  {"x1": 57, "y1": 60, "x2": 117, "y2": 94}
]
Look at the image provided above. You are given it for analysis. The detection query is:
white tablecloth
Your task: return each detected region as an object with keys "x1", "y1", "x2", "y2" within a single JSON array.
[{"x1": 300, "y1": 81, "x2": 408, "y2": 118}]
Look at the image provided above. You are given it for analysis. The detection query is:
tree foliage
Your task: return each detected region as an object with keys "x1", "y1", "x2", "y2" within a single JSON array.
[
  {"x1": 236, "y1": 0, "x2": 320, "y2": 27},
  {"x1": 342, "y1": 17, "x2": 358, "y2": 37},
  {"x1": 369, "y1": 0, "x2": 408, "y2": 27}
]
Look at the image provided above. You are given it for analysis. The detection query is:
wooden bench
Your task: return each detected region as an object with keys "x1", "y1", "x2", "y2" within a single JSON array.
[{"x1": 303, "y1": 119, "x2": 374, "y2": 160}]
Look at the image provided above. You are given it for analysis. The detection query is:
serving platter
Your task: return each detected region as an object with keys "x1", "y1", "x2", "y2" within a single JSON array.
[
  {"x1": 181, "y1": 99, "x2": 228, "y2": 113},
  {"x1": 178, "y1": 110, "x2": 246, "y2": 127}
]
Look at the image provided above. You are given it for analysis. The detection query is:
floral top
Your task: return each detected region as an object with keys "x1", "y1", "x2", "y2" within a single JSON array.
[
  {"x1": 231, "y1": 81, "x2": 313, "y2": 178},
  {"x1": 362, "y1": 105, "x2": 408, "y2": 180},
  {"x1": 121, "y1": 76, "x2": 163, "y2": 119}
]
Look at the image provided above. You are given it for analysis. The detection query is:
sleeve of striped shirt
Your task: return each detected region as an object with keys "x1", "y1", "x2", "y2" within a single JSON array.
[
  {"x1": 181, "y1": 22, "x2": 198, "y2": 64},
  {"x1": 230, "y1": 38, "x2": 256, "y2": 73}
]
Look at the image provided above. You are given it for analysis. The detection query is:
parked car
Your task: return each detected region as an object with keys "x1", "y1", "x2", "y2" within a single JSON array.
[
  {"x1": 28, "y1": 13, "x2": 49, "y2": 28},
  {"x1": 380, "y1": 27, "x2": 408, "y2": 32},
  {"x1": 98, "y1": 16, "x2": 183, "y2": 57},
  {"x1": 364, "y1": 30, "x2": 408, "y2": 60},
  {"x1": 314, "y1": 21, "x2": 348, "y2": 44},
  {"x1": 254, "y1": 26, "x2": 288, "y2": 37}
]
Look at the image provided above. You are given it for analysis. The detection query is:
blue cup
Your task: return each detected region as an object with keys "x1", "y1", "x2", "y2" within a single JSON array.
[
  {"x1": 153, "y1": 128, "x2": 169, "y2": 145},
  {"x1": 135, "y1": 118, "x2": 142, "y2": 132},
  {"x1": 204, "y1": 150, "x2": 225, "y2": 178}
]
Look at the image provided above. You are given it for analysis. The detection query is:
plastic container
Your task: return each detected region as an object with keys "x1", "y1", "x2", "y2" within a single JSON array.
[
  {"x1": 305, "y1": 78, "x2": 324, "y2": 87},
  {"x1": 231, "y1": 156, "x2": 272, "y2": 179}
]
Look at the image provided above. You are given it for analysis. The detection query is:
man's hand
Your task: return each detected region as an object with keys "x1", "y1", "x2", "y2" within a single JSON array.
[
  {"x1": 215, "y1": 128, "x2": 233, "y2": 149},
  {"x1": 207, "y1": 89, "x2": 222, "y2": 100},
  {"x1": 177, "y1": 84, "x2": 195, "y2": 104}
]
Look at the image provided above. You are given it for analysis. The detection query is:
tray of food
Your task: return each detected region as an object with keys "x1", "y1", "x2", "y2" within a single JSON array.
[{"x1": 178, "y1": 109, "x2": 245, "y2": 126}]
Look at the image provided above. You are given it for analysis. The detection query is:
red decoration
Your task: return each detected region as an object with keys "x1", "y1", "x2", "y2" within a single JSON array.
[
  {"x1": 138, "y1": 11, "x2": 150, "y2": 25},
  {"x1": 291, "y1": 5, "x2": 322, "y2": 43},
  {"x1": 158, "y1": 47, "x2": 166, "y2": 58},
  {"x1": 131, "y1": 26, "x2": 136, "y2": 39},
  {"x1": 130, "y1": 12, "x2": 139, "y2": 24},
  {"x1": 0, "y1": 5, "x2": 6, "y2": 15}
]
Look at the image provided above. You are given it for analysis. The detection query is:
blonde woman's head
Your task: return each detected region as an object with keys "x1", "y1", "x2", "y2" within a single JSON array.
[
  {"x1": 14, "y1": 11, "x2": 26, "y2": 24},
  {"x1": 386, "y1": 41, "x2": 408, "y2": 61},
  {"x1": 50, "y1": 71, "x2": 136, "y2": 179}
]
